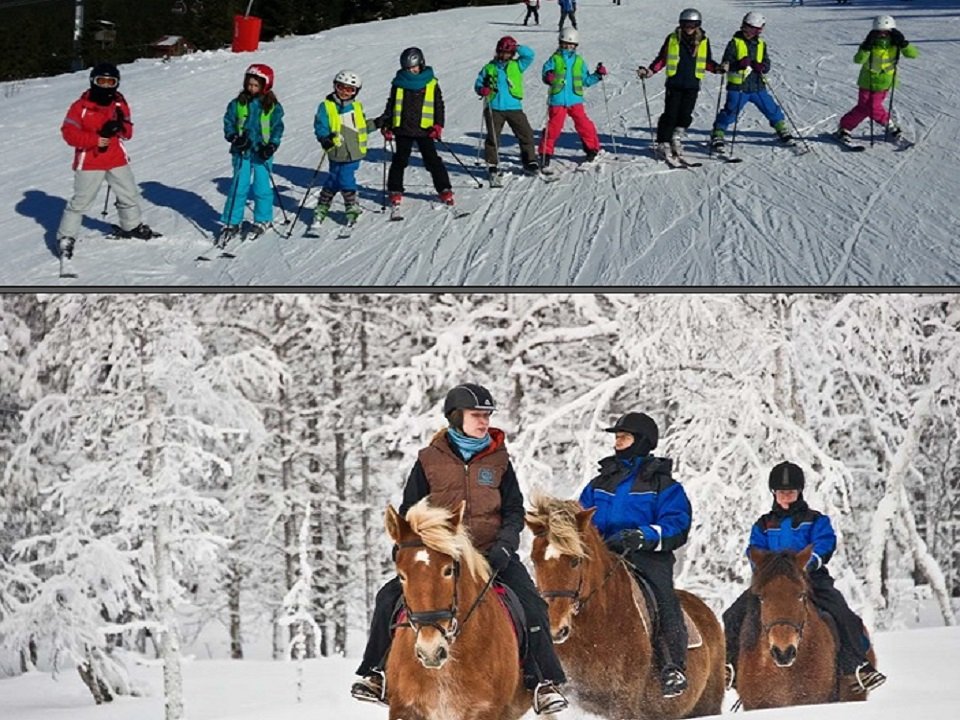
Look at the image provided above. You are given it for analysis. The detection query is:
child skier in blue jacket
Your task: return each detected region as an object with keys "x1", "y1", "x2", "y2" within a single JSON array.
[
  {"x1": 312, "y1": 70, "x2": 373, "y2": 227},
  {"x1": 219, "y1": 64, "x2": 284, "y2": 243},
  {"x1": 579, "y1": 412, "x2": 693, "y2": 699}
]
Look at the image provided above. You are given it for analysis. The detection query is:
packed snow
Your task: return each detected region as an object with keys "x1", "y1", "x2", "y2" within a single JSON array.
[{"x1": 1, "y1": 0, "x2": 958, "y2": 286}]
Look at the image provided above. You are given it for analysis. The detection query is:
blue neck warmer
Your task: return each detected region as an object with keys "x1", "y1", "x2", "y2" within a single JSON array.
[
  {"x1": 393, "y1": 66, "x2": 436, "y2": 90},
  {"x1": 447, "y1": 427, "x2": 491, "y2": 461}
]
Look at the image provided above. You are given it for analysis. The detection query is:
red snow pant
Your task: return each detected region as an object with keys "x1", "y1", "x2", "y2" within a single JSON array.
[
  {"x1": 538, "y1": 103, "x2": 601, "y2": 156},
  {"x1": 839, "y1": 88, "x2": 891, "y2": 132}
]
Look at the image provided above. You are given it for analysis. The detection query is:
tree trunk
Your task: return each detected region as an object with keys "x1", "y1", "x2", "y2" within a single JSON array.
[{"x1": 228, "y1": 559, "x2": 243, "y2": 659}]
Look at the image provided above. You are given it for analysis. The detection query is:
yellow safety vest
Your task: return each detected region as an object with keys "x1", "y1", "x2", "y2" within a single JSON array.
[
  {"x1": 727, "y1": 37, "x2": 765, "y2": 86},
  {"x1": 549, "y1": 52, "x2": 585, "y2": 96},
  {"x1": 666, "y1": 32, "x2": 707, "y2": 79},
  {"x1": 236, "y1": 102, "x2": 272, "y2": 142},
  {"x1": 483, "y1": 60, "x2": 524, "y2": 100},
  {"x1": 393, "y1": 80, "x2": 437, "y2": 129},
  {"x1": 323, "y1": 99, "x2": 367, "y2": 156}
]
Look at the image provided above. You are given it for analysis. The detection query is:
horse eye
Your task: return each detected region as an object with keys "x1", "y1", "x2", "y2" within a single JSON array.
[
  {"x1": 442, "y1": 565, "x2": 454, "y2": 577},
  {"x1": 570, "y1": 557, "x2": 581, "y2": 568},
  {"x1": 398, "y1": 572, "x2": 407, "y2": 583}
]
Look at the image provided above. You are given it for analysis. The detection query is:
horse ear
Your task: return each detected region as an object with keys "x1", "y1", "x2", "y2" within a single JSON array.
[
  {"x1": 796, "y1": 544, "x2": 814, "y2": 572},
  {"x1": 575, "y1": 506, "x2": 597, "y2": 532},
  {"x1": 748, "y1": 546, "x2": 769, "y2": 568},
  {"x1": 385, "y1": 504, "x2": 404, "y2": 544},
  {"x1": 525, "y1": 512, "x2": 547, "y2": 537}
]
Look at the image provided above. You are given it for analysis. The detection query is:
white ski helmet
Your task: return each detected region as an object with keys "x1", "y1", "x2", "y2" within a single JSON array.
[
  {"x1": 678, "y1": 8, "x2": 701, "y2": 25},
  {"x1": 873, "y1": 15, "x2": 896, "y2": 31},
  {"x1": 742, "y1": 12, "x2": 766, "y2": 29},
  {"x1": 334, "y1": 69, "x2": 362, "y2": 91},
  {"x1": 559, "y1": 26, "x2": 580, "y2": 45}
]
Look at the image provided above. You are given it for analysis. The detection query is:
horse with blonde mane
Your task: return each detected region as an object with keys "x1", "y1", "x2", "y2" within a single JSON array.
[
  {"x1": 526, "y1": 495, "x2": 725, "y2": 720},
  {"x1": 384, "y1": 498, "x2": 530, "y2": 720}
]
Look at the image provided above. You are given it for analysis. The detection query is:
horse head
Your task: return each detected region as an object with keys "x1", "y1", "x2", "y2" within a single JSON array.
[
  {"x1": 749, "y1": 545, "x2": 814, "y2": 668},
  {"x1": 386, "y1": 498, "x2": 491, "y2": 670},
  {"x1": 526, "y1": 496, "x2": 603, "y2": 644}
]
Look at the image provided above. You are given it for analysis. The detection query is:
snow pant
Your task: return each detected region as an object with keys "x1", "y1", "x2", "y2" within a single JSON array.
[
  {"x1": 723, "y1": 569, "x2": 871, "y2": 675},
  {"x1": 524, "y1": 6, "x2": 539, "y2": 25},
  {"x1": 713, "y1": 87, "x2": 785, "y2": 134},
  {"x1": 318, "y1": 159, "x2": 360, "y2": 208},
  {"x1": 559, "y1": 10, "x2": 577, "y2": 30},
  {"x1": 221, "y1": 153, "x2": 274, "y2": 225},
  {"x1": 538, "y1": 103, "x2": 601, "y2": 157},
  {"x1": 57, "y1": 164, "x2": 142, "y2": 240},
  {"x1": 387, "y1": 135, "x2": 452, "y2": 195},
  {"x1": 356, "y1": 556, "x2": 566, "y2": 688},
  {"x1": 483, "y1": 108, "x2": 539, "y2": 168},
  {"x1": 629, "y1": 551, "x2": 687, "y2": 671},
  {"x1": 839, "y1": 88, "x2": 891, "y2": 132},
  {"x1": 656, "y1": 87, "x2": 701, "y2": 143}
]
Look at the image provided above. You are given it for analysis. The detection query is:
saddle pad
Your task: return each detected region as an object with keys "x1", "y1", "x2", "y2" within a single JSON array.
[{"x1": 630, "y1": 575, "x2": 702, "y2": 649}]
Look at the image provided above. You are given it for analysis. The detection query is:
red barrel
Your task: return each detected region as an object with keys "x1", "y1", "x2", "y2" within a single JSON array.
[{"x1": 232, "y1": 15, "x2": 262, "y2": 53}]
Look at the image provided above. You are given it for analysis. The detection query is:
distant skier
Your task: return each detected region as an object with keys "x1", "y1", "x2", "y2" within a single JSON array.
[
  {"x1": 312, "y1": 70, "x2": 374, "y2": 226},
  {"x1": 558, "y1": 0, "x2": 577, "y2": 31},
  {"x1": 523, "y1": 0, "x2": 540, "y2": 26},
  {"x1": 836, "y1": 15, "x2": 918, "y2": 145},
  {"x1": 219, "y1": 64, "x2": 285, "y2": 243},
  {"x1": 474, "y1": 36, "x2": 540, "y2": 185},
  {"x1": 539, "y1": 27, "x2": 605, "y2": 169},
  {"x1": 56, "y1": 62, "x2": 158, "y2": 260},
  {"x1": 376, "y1": 47, "x2": 455, "y2": 209},
  {"x1": 709, "y1": 13, "x2": 795, "y2": 155},
  {"x1": 637, "y1": 8, "x2": 723, "y2": 161}
]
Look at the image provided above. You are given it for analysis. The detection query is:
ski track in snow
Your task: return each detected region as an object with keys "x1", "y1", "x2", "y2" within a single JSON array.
[{"x1": 3, "y1": 1, "x2": 960, "y2": 287}]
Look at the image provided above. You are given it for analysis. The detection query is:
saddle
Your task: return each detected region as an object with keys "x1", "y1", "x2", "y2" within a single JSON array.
[{"x1": 630, "y1": 572, "x2": 702, "y2": 650}]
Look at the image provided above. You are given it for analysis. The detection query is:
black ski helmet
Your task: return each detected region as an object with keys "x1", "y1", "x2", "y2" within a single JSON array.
[
  {"x1": 89, "y1": 62, "x2": 120, "y2": 88},
  {"x1": 768, "y1": 461, "x2": 805, "y2": 492},
  {"x1": 443, "y1": 383, "x2": 496, "y2": 418},
  {"x1": 604, "y1": 412, "x2": 659, "y2": 454},
  {"x1": 400, "y1": 47, "x2": 425, "y2": 70}
]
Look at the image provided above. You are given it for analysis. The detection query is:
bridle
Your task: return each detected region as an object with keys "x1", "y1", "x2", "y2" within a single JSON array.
[
  {"x1": 536, "y1": 535, "x2": 623, "y2": 615},
  {"x1": 759, "y1": 591, "x2": 808, "y2": 640},
  {"x1": 394, "y1": 539, "x2": 495, "y2": 642}
]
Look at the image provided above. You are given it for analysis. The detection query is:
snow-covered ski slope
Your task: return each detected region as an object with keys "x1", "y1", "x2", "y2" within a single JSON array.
[{"x1": 2, "y1": 0, "x2": 958, "y2": 287}]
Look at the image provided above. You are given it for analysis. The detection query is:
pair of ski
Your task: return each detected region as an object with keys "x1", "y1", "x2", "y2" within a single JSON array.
[
  {"x1": 389, "y1": 203, "x2": 470, "y2": 222},
  {"x1": 832, "y1": 132, "x2": 914, "y2": 153},
  {"x1": 304, "y1": 214, "x2": 359, "y2": 239},
  {"x1": 58, "y1": 224, "x2": 163, "y2": 278},
  {"x1": 197, "y1": 223, "x2": 271, "y2": 261}
]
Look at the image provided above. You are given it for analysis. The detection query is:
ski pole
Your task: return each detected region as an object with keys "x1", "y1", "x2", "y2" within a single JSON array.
[
  {"x1": 381, "y1": 135, "x2": 392, "y2": 211},
  {"x1": 538, "y1": 86, "x2": 551, "y2": 169},
  {"x1": 640, "y1": 77, "x2": 656, "y2": 159},
  {"x1": 286, "y1": 153, "x2": 326, "y2": 239},
  {"x1": 475, "y1": 101, "x2": 487, "y2": 166},
  {"x1": 485, "y1": 97, "x2": 501, "y2": 171},
  {"x1": 728, "y1": 99, "x2": 742, "y2": 162},
  {"x1": 885, "y1": 48, "x2": 901, "y2": 142},
  {"x1": 265, "y1": 164, "x2": 290, "y2": 225},
  {"x1": 436, "y1": 138, "x2": 484, "y2": 188},
  {"x1": 869, "y1": 87, "x2": 875, "y2": 148},
  {"x1": 599, "y1": 72, "x2": 618, "y2": 156},
  {"x1": 220, "y1": 159, "x2": 244, "y2": 248},
  {"x1": 100, "y1": 186, "x2": 111, "y2": 218},
  {"x1": 765, "y1": 77, "x2": 812, "y2": 154},
  {"x1": 709, "y1": 74, "x2": 724, "y2": 157}
]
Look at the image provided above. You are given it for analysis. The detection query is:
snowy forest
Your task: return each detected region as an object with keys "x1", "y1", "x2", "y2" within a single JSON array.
[{"x1": 0, "y1": 293, "x2": 958, "y2": 707}]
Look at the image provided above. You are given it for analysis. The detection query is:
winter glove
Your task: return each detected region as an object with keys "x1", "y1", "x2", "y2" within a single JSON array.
[
  {"x1": 737, "y1": 57, "x2": 752, "y2": 70},
  {"x1": 720, "y1": 61, "x2": 730, "y2": 73},
  {"x1": 859, "y1": 34, "x2": 875, "y2": 53},
  {"x1": 428, "y1": 124, "x2": 443, "y2": 140},
  {"x1": 486, "y1": 544, "x2": 512, "y2": 573},
  {"x1": 890, "y1": 29, "x2": 908, "y2": 49},
  {"x1": 805, "y1": 553, "x2": 822, "y2": 572},
  {"x1": 750, "y1": 61, "x2": 765, "y2": 74},
  {"x1": 381, "y1": 127, "x2": 394, "y2": 141},
  {"x1": 98, "y1": 120, "x2": 123, "y2": 138},
  {"x1": 636, "y1": 66, "x2": 652, "y2": 80},
  {"x1": 595, "y1": 63, "x2": 608, "y2": 77},
  {"x1": 319, "y1": 133, "x2": 338, "y2": 150},
  {"x1": 544, "y1": 70, "x2": 556, "y2": 85},
  {"x1": 605, "y1": 529, "x2": 645, "y2": 555},
  {"x1": 229, "y1": 133, "x2": 252, "y2": 152},
  {"x1": 478, "y1": 85, "x2": 493, "y2": 97},
  {"x1": 257, "y1": 142, "x2": 277, "y2": 160}
]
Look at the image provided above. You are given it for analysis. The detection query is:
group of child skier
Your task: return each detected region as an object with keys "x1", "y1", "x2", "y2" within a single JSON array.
[{"x1": 56, "y1": 10, "x2": 918, "y2": 254}]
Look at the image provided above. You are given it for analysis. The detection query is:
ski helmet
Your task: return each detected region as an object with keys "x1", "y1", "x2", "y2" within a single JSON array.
[
  {"x1": 768, "y1": 461, "x2": 805, "y2": 492},
  {"x1": 244, "y1": 63, "x2": 274, "y2": 92},
  {"x1": 873, "y1": 15, "x2": 896, "y2": 31},
  {"x1": 496, "y1": 35, "x2": 519, "y2": 54},
  {"x1": 678, "y1": 8, "x2": 702, "y2": 25},
  {"x1": 400, "y1": 47, "x2": 425, "y2": 70},
  {"x1": 443, "y1": 384, "x2": 496, "y2": 418},
  {"x1": 604, "y1": 412, "x2": 659, "y2": 454},
  {"x1": 559, "y1": 26, "x2": 580, "y2": 45},
  {"x1": 742, "y1": 12, "x2": 766, "y2": 29},
  {"x1": 89, "y1": 62, "x2": 120, "y2": 89},
  {"x1": 333, "y1": 69, "x2": 362, "y2": 93}
]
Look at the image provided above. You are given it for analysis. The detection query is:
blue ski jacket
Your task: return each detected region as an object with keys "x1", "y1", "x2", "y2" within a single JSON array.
[{"x1": 747, "y1": 499, "x2": 837, "y2": 571}]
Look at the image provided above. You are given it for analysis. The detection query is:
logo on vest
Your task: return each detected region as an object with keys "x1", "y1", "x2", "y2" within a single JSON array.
[{"x1": 478, "y1": 468, "x2": 495, "y2": 486}]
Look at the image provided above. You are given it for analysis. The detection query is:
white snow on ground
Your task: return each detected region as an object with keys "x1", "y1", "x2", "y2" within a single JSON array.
[
  {"x1": 1, "y1": 0, "x2": 958, "y2": 286},
  {"x1": 0, "y1": 625, "x2": 957, "y2": 720}
]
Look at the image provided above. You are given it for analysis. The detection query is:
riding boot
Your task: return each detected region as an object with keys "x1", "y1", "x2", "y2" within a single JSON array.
[{"x1": 356, "y1": 576, "x2": 402, "y2": 676}]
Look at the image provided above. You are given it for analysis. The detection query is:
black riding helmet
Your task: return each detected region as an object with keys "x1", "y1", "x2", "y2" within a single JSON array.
[
  {"x1": 768, "y1": 461, "x2": 805, "y2": 492},
  {"x1": 443, "y1": 383, "x2": 496, "y2": 418},
  {"x1": 604, "y1": 412, "x2": 659, "y2": 456},
  {"x1": 400, "y1": 47, "x2": 425, "y2": 70}
]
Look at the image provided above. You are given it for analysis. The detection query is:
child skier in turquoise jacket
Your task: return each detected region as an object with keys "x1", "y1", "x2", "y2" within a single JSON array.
[
  {"x1": 312, "y1": 70, "x2": 373, "y2": 226},
  {"x1": 219, "y1": 64, "x2": 284, "y2": 244}
]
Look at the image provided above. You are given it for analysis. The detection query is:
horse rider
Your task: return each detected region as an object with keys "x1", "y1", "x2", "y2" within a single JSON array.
[
  {"x1": 722, "y1": 461, "x2": 887, "y2": 693},
  {"x1": 579, "y1": 412, "x2": 693, "y2": 698},
  {"x1": 351, "y1": 383, "x2": 569, "y2": 714}
]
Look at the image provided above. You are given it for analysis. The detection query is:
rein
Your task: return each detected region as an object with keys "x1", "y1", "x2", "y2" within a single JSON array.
[{"x1": 538, "y1": 536, "x2": 624, "y2": 615}]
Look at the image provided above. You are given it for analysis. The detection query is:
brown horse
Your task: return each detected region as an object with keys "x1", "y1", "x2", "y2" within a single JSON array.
[
  {"x1": 384, "y1": 498, "x2": 530, "y2": 720},
  {"x1": 526, "y1": 496, "x2": 725, "y2": 720},
  {"x1": 735, "y1": 546, "x2": 876, "y2": 709}
]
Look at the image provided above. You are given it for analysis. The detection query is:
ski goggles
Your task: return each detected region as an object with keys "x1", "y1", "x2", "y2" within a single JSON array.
[
  {"x1": 559, "y1": 41, "x2": 578, "y2": 48},
  {"x1": 92, "y1": 75, "x2": 119, "y2": 88},
  {"x1": 680, "y1": 21, "x2": 701, "y2": 29},
  {"x1": 334, "y1": 82, "x2": 358, "y2": 94}
]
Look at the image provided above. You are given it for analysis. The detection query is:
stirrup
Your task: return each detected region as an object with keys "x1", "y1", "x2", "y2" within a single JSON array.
[
  {"x1": 724, "y1": 662, "x2": 736, "y2": 691},
  {"x1": 661, "y1": 666, "x2": 687, "y2": 698},
  {"x1": 533, "y1": 681, "x2": 568, "y2": 715},
  {"x1": 350, "y1": 671, "x2": 387, "y2": 706},
  {"x1": 851, "y1": 662, "x2": 886, "y2": 693}
]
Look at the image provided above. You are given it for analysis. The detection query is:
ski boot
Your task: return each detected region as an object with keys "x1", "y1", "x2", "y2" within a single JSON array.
[
  {"x1": 488, "y1": 166, "x2": 504, "y2": 188},
  {"x1": 216, "y1": 224, "x2": 240, "y2": 248},
  {"x1": 58, "y1": 236, "x2": 76, "y2": 260},
  {"x1": 345, "y1": 204, "x2": 362, "y2": 224},
  {"x1": 438, "y1": 189, "x2": 455, "y2": 206},
  {"x1": 245, "y1": 221, "x2": 270, "y2": 240}
]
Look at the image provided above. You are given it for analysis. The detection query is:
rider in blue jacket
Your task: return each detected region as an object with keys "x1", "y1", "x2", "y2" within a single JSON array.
[
  {"x1": 722, "y1": 461, "x2": 887, "y2": 694},
  {"x1": 579, "y1": 412, "x2": 692, "y2": 699}
]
